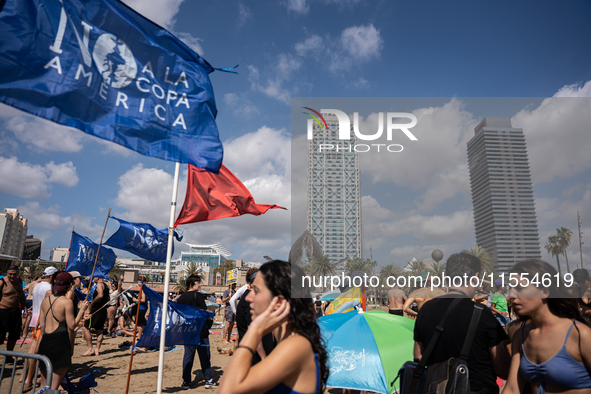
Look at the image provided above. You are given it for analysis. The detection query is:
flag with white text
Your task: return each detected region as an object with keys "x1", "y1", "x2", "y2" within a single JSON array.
[
  {"x1": 104, "y1": 216, "x2": 176, "y2": 263},
  {"x1": 66, "y1": 231, "x2": 117, "y2": 279},
  {"x1": 0, "y1": 0, "x2": 223, "y2": 171},
  {"x1": 136, "y1": 286, "x2": 214, "y2": 347}
]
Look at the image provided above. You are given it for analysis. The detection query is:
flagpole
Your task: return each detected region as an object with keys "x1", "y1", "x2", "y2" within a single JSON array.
[
  {"x1": 86, "y1": 208, "x2": 111, "y2": 301},
  {"x1": 64, "y1": 226, "x2": 74, "y2": 271},
  {"x1": 157, "y1": 162, "x2": 181, "y2": 394}
]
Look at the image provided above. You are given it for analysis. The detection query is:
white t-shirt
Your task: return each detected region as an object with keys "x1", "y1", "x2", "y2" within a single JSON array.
[
  {"x1": 30, "y1": 281, "x2": 52, "y2": 327},
  {"x1": 107, "y1": 290, "x2": 119, "y2": 306}
]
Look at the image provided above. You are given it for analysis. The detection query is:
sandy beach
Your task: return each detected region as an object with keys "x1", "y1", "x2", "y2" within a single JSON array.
[{"x1": 1, "y1": 318, "x2": 234, "y2": 394}]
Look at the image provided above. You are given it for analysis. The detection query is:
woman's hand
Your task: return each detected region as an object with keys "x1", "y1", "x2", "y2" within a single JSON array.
[
  {"x1": 79, "y1": 300, "x2": 90, "y2": 311},
  {"x1": 249, "y1": 297, "x2": 290, "y2": 336}
]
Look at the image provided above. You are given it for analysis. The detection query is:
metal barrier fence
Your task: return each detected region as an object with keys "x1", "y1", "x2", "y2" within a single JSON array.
[{"x1": 0, "y1": 350, "x2": 60, "y2": 394}]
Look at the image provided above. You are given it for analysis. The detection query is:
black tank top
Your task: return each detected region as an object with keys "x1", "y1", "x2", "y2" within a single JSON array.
[{"x1": 45, "y1": 296, "x2": 67, "y2": 335}]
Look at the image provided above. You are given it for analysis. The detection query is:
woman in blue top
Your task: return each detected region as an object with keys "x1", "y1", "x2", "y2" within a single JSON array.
[
  {"x1": 217, "y1": 260, "x2": 328, "y2": 394},
  {"x1": 503, "y1": 259, "x2": 591, "y2": 394}
]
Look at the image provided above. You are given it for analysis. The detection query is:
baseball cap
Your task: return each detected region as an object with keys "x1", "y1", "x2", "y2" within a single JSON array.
[
  {"x1": 43, "y1": 266, "x2": 58, "y2": 277},
  {"x1": 52, "y1": 272, "x2": 74, "y2": 293},
  {"x1": 67, "y1": 271, "x2": 82, "y2": 279}
]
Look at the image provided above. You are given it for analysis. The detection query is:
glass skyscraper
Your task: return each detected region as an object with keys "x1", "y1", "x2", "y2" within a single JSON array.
[
  {"x1": 467, "y1": 117, "x2": 541, "y2": 273},
  {"x1": 307, "y1": 115, "x2": 362, "y2": 267}
]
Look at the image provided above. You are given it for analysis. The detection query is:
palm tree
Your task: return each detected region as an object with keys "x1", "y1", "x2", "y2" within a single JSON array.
[
  {"x1": 545, "y1": 235, "x2": 563, "y2": 277},
  {"x1": 214, "y1": 259, "x2": 236, "y2": 286},
  {"x1": 108, "y1": 260, "x2": 125, "y2": 280},
  {"x1": 556, "y1": 227, "x2": 573, "y2": 273},
  {"x1": 23, "y1": 263, "x2": 45, "y2": 282},
  {"x1": 404, "y1": 259, "x2": 426, "y2": 276},
  {"x1": 428, "y1": 262, "x2": 447, "y2": 280},
  {"x1": 175, "y1": 276, "x2": 187, "y2": 292},
  {"x1": 310, "y1": 255, "x2": 338, "y2": 278},
  {"x1": 379, "y1": 263, "x2": 402, "y2": 287},
  {"x1": 308, "y1": 255, "x2": 338, "y2": 291},
  {"x1": 345, "y1": 257, "x2": 377, "y2": 277},
  {"x1": 143, "y1": 274, "x2": 154, "y2": 283},
  {"x1": 463, "y1": 245, "x2": 495, "y2": 275},
  {"x1": 186, "y1": 261, "x2": 200, "y2": 276}
]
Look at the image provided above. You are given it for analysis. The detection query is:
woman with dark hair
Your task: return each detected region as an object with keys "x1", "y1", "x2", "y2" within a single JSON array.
[
  {"x1": 217, "y1": 260, "x2": 328, "y2": 394},
  {"x1": 106, "y1": 277, "x2": 123, "y2": 337},
  {"x1": 572, "y1": 268, "x2": 591, "y2": 324},
  {"x1": 503, "y1": 259, "x2": 591, "y2": 394},
  {"x1": 36, "y1": 272, "x2": 77, "y2": 390}
]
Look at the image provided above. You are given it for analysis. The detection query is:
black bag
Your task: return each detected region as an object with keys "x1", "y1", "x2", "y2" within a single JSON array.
[{"x1": 395, "y1": 298, "x2": 483, "y2": 394}]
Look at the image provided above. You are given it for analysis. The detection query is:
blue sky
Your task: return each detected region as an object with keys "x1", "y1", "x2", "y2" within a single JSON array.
[{"x1": 1, "y1": 0, "x2": 590, "y2": 268}]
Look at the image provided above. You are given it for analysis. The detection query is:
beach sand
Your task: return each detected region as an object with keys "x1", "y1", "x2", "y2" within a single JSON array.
[{"x1": 1, "y1": 320, "x2": 234, "y2": 393}]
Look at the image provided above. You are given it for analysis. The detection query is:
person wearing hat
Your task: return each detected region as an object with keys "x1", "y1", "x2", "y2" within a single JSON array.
[
  {"x1": 66, "y1": 271, "x2": 89, "y2": 328},
  {"x1": 37, "y1": 272, "x2": 77, "y2": 391},
  {"x1": 21, "y1": 266, "x2": 58, "y2": 390},
  {"x1": 0, "y1": 265, "x2": 26, "y2": 357}
]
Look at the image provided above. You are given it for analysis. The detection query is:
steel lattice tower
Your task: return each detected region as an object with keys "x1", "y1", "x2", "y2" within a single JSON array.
[{"x1": 306, "y1": 115, "x2": 362, "y2": 269}]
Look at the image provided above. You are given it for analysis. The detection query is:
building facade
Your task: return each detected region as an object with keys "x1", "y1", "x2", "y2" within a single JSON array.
[
  {"x1": 23, "y1": 235, "x2": 42, "y2": 260},
  {"x1": 50, "y1": 247, "x2": 69, "y2": 263},
  {"x1": 467, "y1": 117, "x2": 541, "y2": 273},
  {"x1": 178, "y1": 243, "x2": 230, "y2": 270},
  {"x1": 306, "y1": 115, "x2": 362, "y2": 266},
  {"x1": 0, "y1": 208, "x2": 28, "y2": 259}
]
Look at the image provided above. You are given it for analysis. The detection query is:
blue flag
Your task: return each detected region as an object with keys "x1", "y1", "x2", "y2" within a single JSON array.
[
  {"x1": 66, "y1": 231, "x2": 117, "y2": 279},
  {"x1": 136, "y1": 286, "x2": 214, "y2": 347},
  {"x1": 0, "y1": 0, "x2": 223, "y2": 171},
  {"x1": 104, "y1": 216, "x2": 172, "y2": 263}
]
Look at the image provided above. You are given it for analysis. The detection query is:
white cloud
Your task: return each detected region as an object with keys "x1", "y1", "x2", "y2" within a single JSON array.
[
  {"x1": 174, "y1": 32, "x2": 205, "y2": 55},
  {"x1": 4, "y1": 115, "x2": 84, "y2": 153},
  {"x1": 113, "y1": 164, "x2": 182, "y2": 227},
  {"x1": 286, "y1": 0, "x2": 309, "y2": 14},
  {"x1": 361, "y1": 195, "x2": 474, "y2": 262},
  {"x1": 341, "y1": 24, "x2": 382, "y2": 60},
  {"x1": 553, "y1": 80, "x2": 591, "y2": 97},
  {"x1": 120, "y1": 0, "x2": 185, "y2": 29},
  {"x1": 237, "y1": 3, "x2": 252, "y2": 26},
  {"x1": 387, "y1": 243, "x2": 463, "y2": 264},
  {"x1": 295, "y1": 35, "x2": 324, "y2": 57},
  {"x1": 17, "y1": 201, "x2": 102, "y2": 236},
  {"x1": 223, "y1": 93, "x2": 260, "y2": 116},
  {"x1": 248, "y1": 54, "x2": 302, "y2": 104},
  {"x1": 120, "y1": 0, "x2": 205, "y2": 55},
  {"x1": 357, "y1": 99, "x2": 477, "y2": 208},
  {"x1": 45, "y1": 161, "x2": 79, "y2": 187},
  {"x1": 350, "y1": 77, "x2": 370, "y2": 89},
  {"x1": 512, "y1": 97, "x2": 591, "y2": 184},
  {"x1": 294, "y1": 24, "x2": 383, "y2": 74},
  {"x1": 223, "y1": 126, "x2": 291, "y2": 181},
  {"x1": 0, "y1": 157, "x2": 79, "y2": 199},
  {"x1": 223, "y1": 126, "x2": 291, "y2": 212}
]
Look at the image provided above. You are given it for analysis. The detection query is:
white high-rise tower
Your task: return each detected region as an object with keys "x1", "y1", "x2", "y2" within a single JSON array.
[
  {"x1": 467, "y1": 117, "x2": 541, "y2": 273},
  {"x1": 306, "y1": 115, "x2": 362, "y2": 269}
]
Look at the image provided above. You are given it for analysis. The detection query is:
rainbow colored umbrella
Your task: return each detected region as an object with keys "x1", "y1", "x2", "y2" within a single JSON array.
[{"x1": 318, "y1": 310, "x2": 415, "y2": 394}]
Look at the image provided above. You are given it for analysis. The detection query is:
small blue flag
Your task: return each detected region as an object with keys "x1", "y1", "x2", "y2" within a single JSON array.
[
  {"x1": 0, "y1": 0, "x2": 223, "y2": 171},
  {"x1": 104, "y1": 216, "x2": 171, "y2": 263},
  {"x1": 66, "y1": 231, "x2": 117, "y2": 279},
  {"x1": 136, "y1": 286, "x2": 214, "y2": 347}
]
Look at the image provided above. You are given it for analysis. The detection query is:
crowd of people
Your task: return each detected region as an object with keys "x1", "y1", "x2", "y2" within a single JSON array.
[{"x1": 0, "y1": 255, "x2": 590, "y2": 394}]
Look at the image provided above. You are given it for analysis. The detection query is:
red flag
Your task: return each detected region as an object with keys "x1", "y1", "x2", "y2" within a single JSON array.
[{"x1": 174, "y1": 164, "x2": 287, "y2": 226}]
